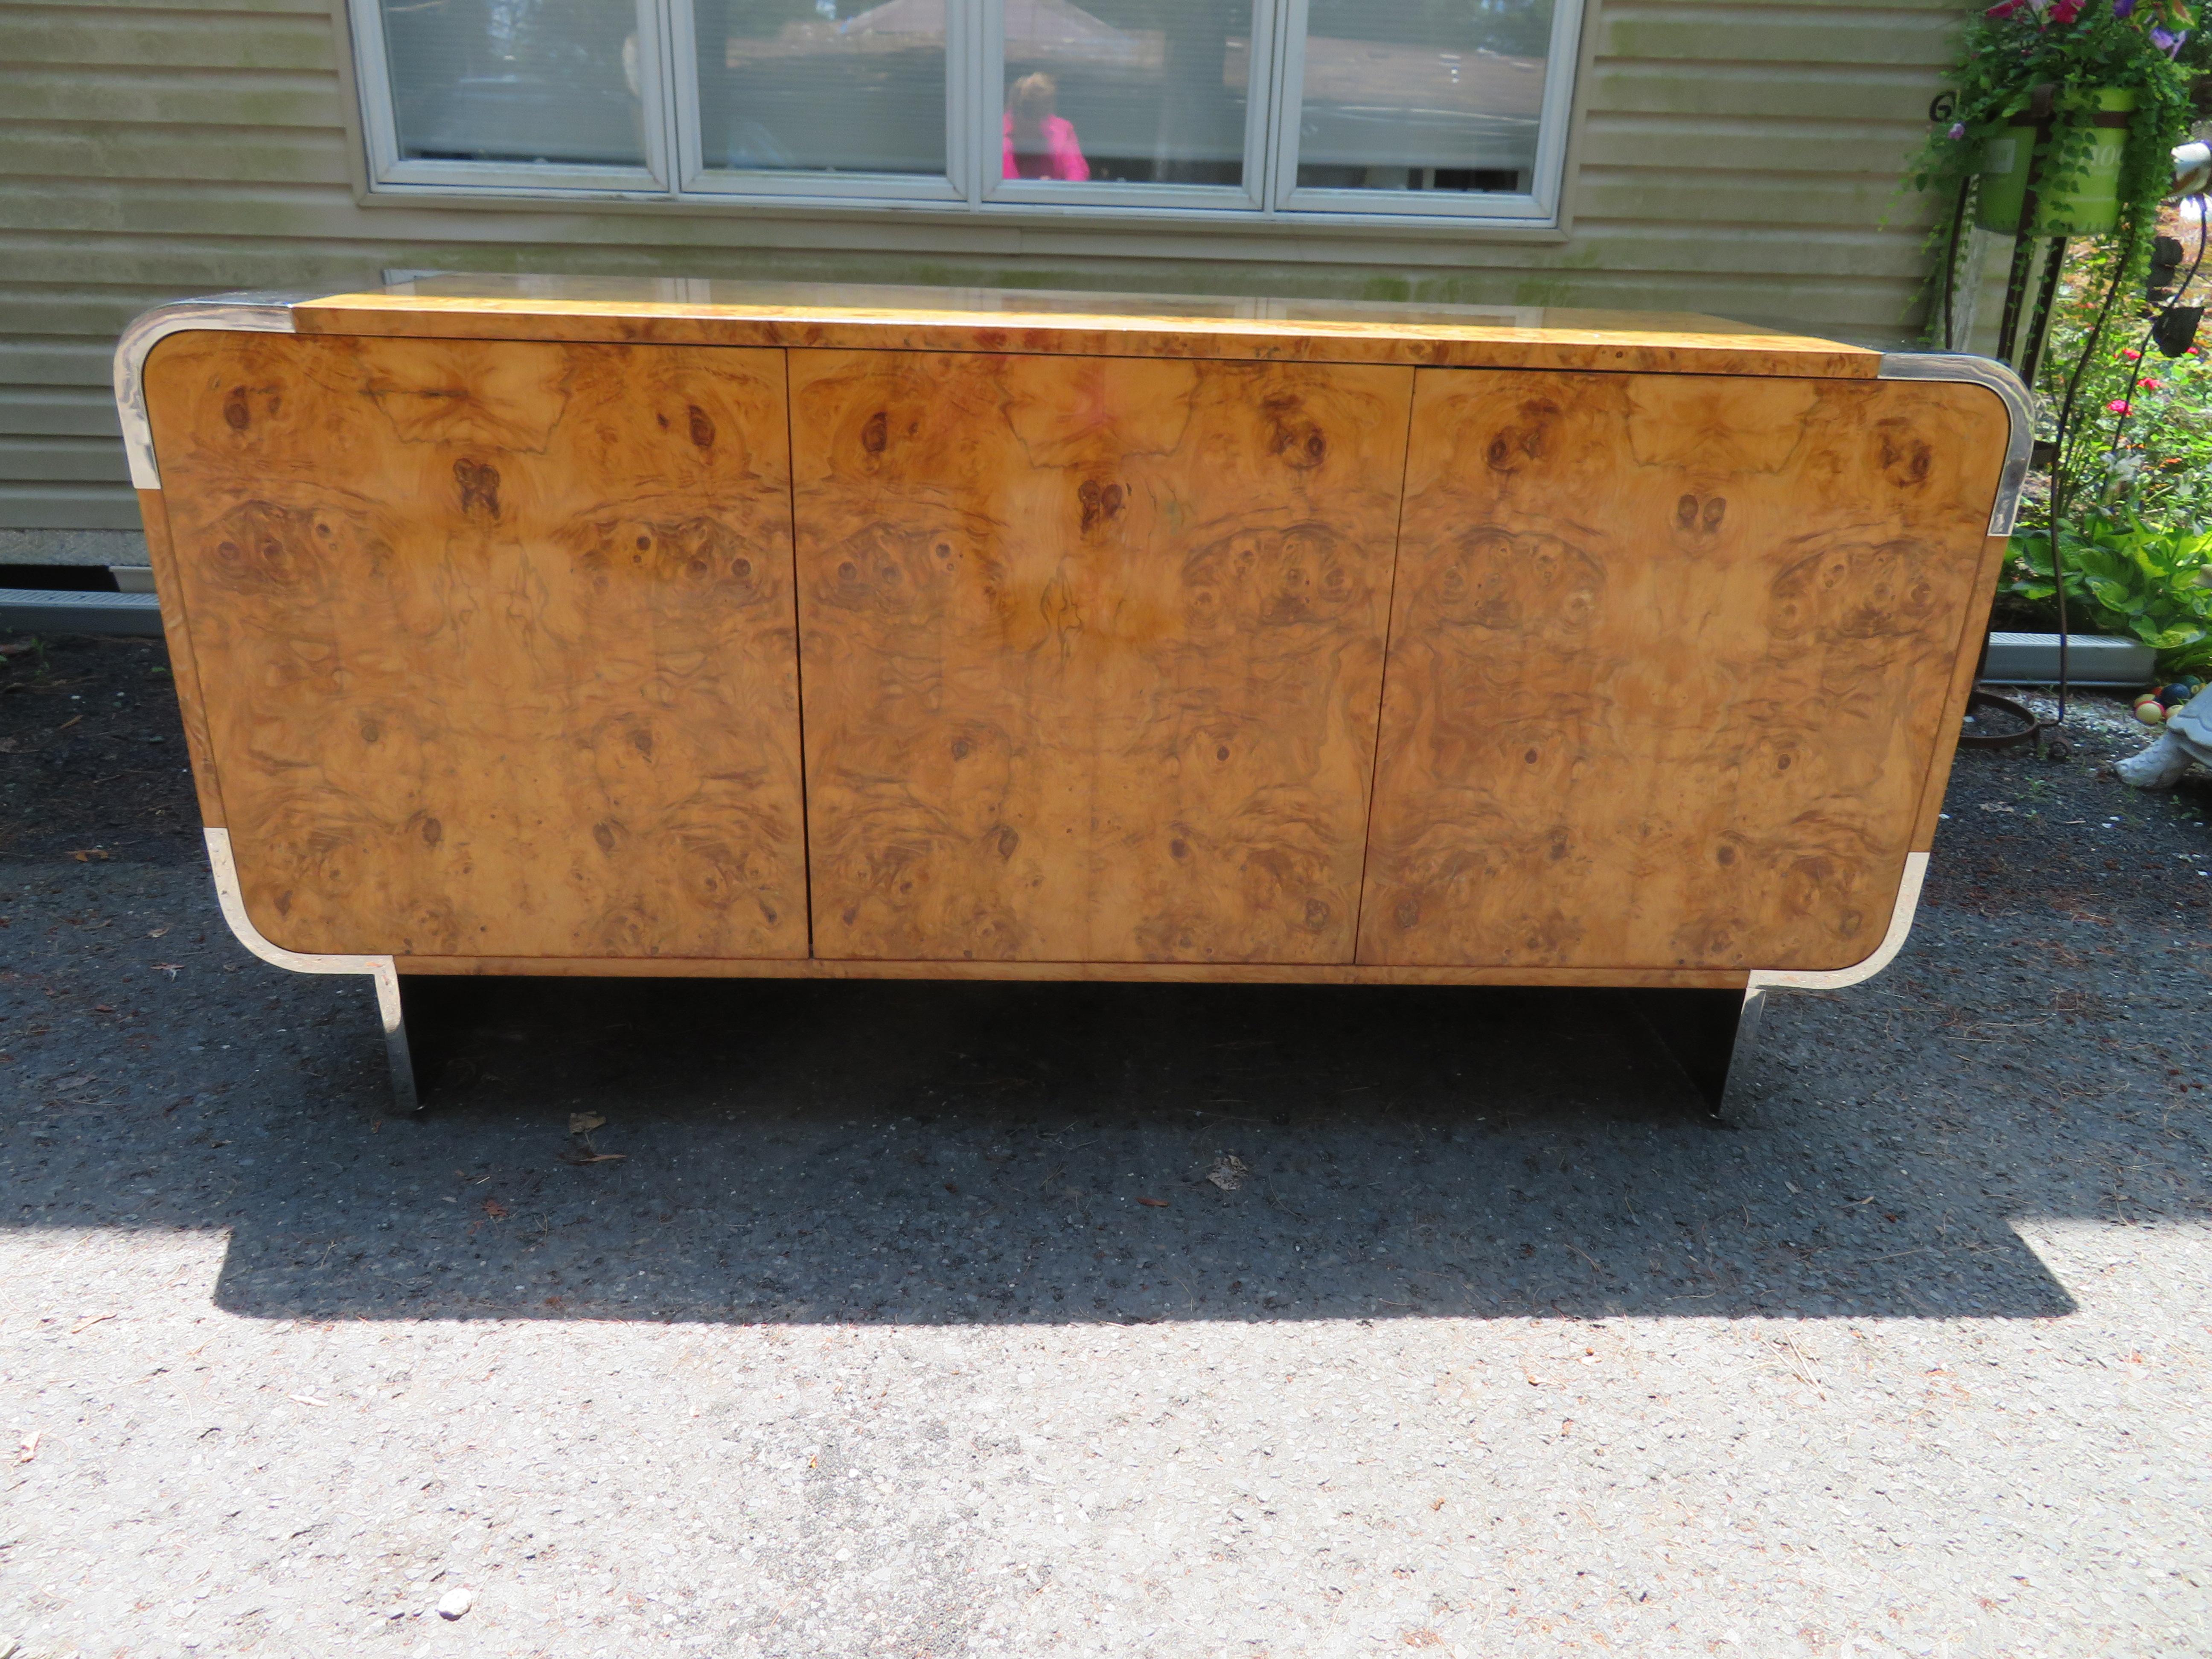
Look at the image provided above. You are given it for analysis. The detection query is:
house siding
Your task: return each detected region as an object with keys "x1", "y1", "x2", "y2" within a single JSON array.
[{"x1": 0, "y1": 0, "x2": 1963, "y2": 532}]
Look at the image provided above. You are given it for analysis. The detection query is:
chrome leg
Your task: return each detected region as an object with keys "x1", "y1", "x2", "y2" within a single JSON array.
[
  {"x1": 371, "y1": 961, "x2": 420, "y2": 1113},
  {"x1": 1715, "y1": 984, "x2": 1771, "y2": 1121}
]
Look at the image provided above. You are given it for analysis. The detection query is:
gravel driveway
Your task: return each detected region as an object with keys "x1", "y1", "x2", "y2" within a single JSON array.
[{"x1": 3, "y1": 637, "x2": 2209, "y2": 1658}]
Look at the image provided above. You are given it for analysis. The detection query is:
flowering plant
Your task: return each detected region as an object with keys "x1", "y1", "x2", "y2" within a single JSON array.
[
  {"x1": 1906, "y1": 0, "x2": 2200, "y2": 275},
  {"x1": 2003, "y1": 239, "x2": 2212, "y2": 672}
]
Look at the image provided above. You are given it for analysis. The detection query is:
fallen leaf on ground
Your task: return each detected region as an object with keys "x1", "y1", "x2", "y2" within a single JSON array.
[
  {"x1": 482, "y1": 1198, "x2": 509, "y2": 1220},
  {"x1": 1206, "y1": 1154, "x2": 1250, "y2": 1193},
  {"x1": 557, "y1": 1148, "x2": 627, "y2": 1165},
  {"x1": 1136, "y1": 1196, "x2": 1169, "y2": 1208},
  {"x1": 17, "y1": 1430, "x2": 38, "y2": 1463},
  {"x1": 70, "y1": 1313, "x2": 115, "y2": 1335},
  {"x1": 288, "y1": 1394, "x2": 329, "y2": 1407},
  {"x1": 569, "y1": 1112, "x2": 606, "y2": 1135},
  {"x1": 65, "y1": 847, "x2": 108, "y2": 861},
  {"x1": 148, "y1": 926, "x2": 169, "y2": 938},
  {"x1": 92, "y1": 1004, "x2": 114, "y2": 1013}
]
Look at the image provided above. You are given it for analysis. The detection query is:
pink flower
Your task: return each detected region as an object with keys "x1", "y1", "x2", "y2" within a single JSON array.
[
  {"x1": 2122, "y1": 347, "x2": 2143, "y2": 359},
  {"x1": 2109, "y1": 399, "x2": 2134, "y2": 414},
  {"x1": 2140, "y1": 376, "x2": 2163, "y2": 389},
  {"x1": 2050, "y1": 0, "x2": 2083, "y2": 21},
  {"x1": 1985, "y1": 0, "x2": 2023, "y2": 15}
]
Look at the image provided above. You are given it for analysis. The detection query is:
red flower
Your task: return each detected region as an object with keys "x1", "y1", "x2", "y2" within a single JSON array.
[
  {"x1": 2140, "y1": 376, "x2": 2164, "y2": 389},
  {"x1": 2122, "y1": 347, "x2": 2143, "y2": 360},
  {"x1": 1985, "y1": 0, "x2": 2023, "y2": 15},
  {"x1": 2049, "y1": 0, "x2": 2083, "y2": 20},
  {"x1": 2109, "y1": 399, "x2": 2134, "y2": 414}
]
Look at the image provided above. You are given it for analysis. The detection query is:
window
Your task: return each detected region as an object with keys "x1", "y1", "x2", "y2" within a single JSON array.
[{"x1": 349, "y1": 0, "x2": 1583, "y2": 224}]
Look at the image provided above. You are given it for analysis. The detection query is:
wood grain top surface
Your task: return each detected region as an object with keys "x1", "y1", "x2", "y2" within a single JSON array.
[{"x1": 288, "y1": 275, "x2": 1880, "y2": 378}]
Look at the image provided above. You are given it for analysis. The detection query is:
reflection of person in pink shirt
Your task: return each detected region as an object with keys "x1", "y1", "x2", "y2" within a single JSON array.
[{"x1": 1003, "y1": 73, "x2": 1089, "y2": 181}]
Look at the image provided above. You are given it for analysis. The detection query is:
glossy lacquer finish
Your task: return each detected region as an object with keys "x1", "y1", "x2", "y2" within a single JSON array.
[
  {"x1": 125, "y1": 279, "x2": 2021, "y2": 992},
  {"x1": 790, "y1": 350, "x2": 1412, "y2": 963},
  {"x1": 143, "y1": 330, "x2": 809, "y2": 961},
  {"x1": 1359, "y1": 368, "x2": 2009, "y2": 973}
]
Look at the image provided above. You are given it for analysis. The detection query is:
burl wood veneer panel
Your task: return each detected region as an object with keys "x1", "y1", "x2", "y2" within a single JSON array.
[
  {"x1": 144, "y1": 331, "x2": 809, "y2": 960},
  {"x1": 789, "y1": 350, "x2": 1415, "y2": 962},
  {"x1": 1360, "y1": 370, "x2": 2008, "y2": 972}
]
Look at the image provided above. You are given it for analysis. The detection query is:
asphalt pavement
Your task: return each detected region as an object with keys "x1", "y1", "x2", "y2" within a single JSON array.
[{"x1": 2, "y1": 638, "x2": 2208, "y2": 1658}]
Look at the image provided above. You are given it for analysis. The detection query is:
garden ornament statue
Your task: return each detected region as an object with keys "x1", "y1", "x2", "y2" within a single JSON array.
[{"x1": 2116, "y1": 686, "x2": 2212, "y2": 783}]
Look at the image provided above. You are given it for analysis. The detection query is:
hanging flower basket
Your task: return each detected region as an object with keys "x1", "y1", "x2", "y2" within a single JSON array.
[
  {"x1": 1905, "y1": 0, "x2": 2198, "y2": 258},
  {"x1": 1975, "y1": 85, "x2": 2138, "y2": 234}
]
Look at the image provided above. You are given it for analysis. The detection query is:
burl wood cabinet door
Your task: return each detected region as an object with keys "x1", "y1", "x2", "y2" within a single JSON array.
[
  {"x1": 1360, "y1": 368, "x2": 2008, "y2": 972},
  {"x1": 789, "y1": 351, "x2": 1414, "y2": 962},
  {"x1": 146, "y1": 332, "x2": 809, "y2": 960}
]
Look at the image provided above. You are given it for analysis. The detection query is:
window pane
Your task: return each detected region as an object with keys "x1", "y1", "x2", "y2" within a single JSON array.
[
  {"x1": 1294, "y1": 0, "x2": 1553, "y2": 194},
  {"x1": 382, "y1": 0, "x2": 649, "y2": 167},
  {"x1": 694, "y1": 0, "x2": 946, "y2": 175},
  {"x1": 999, "y1": 0, "x2": 1252, "y2": 188}
]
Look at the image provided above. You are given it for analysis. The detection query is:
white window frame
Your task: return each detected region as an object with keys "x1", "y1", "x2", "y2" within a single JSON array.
[
  {"x1": 349, "y1": 0, "x2": 678, "y2": 197},
  {"x1": 673, "y1": 0, "x2": 976, "y2": 204},
  {"x1": 978, "y1": 0, "x2": 1277, "y2": 215},
  {"x1": 345, "y1": 0, "x2": 1584, "y2": 228},
  {"x1": 1267, "y1": 0, "x2": 1582, "y2": 224}
]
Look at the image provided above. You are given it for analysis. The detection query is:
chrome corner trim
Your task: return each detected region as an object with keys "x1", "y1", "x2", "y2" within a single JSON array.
[
  {"x1": 204, "y1": 827, "x2": 383, "y2": 978},
  {"x1": 1747, "y1": 850, "x2": 1930, "y2": 996},
  {"x1": 114, "y1": 294, "x2": 311, "y2": 491},
  {"x1": 1877, "y1": 352, "x2": 2034, "y2": 538},
  {"x1": 203, "y1": 827, "x2": 418, "y2": 1110},
  {"x1": 1717, "y1": 849, "x2": 1931, "y2": 1115}
]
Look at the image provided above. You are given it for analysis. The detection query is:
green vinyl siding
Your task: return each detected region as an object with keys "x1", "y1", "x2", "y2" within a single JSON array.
[{"x1": 0, "y1": 0, "x2": 1961, "y2": 530}]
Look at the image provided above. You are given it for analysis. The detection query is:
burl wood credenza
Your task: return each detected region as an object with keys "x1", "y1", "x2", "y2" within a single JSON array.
[{"x1": 115, "y1": 276, "x2": 2028, "y2": 1112}]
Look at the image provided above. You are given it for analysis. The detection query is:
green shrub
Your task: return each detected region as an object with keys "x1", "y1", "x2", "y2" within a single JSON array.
[{"x1": 2006, "y1": 506, "x2": 2212, "y2": 671}]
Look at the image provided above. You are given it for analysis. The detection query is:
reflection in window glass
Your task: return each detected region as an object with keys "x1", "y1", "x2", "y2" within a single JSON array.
[
  {"x1": 383, "y1": 0, "x2": 648, "y2": 166},
  {"x1": 1294, "y1": 0, "x2": 1553, "y2": 194},
  {"x1": 999, "y1": 0, "x2": 1252, "y2": 188},
  {"x1": 695, "y1": 0, "x2": 947, "y2": 175}
]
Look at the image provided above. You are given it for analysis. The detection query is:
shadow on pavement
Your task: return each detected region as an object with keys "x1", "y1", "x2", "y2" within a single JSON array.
[
  {"x1": 14, "y1": 635, "x2": 2210, "y2": 1330},
  {"x1": 23, "y1": 957, "x2": 2109, "y2": 1327}
]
